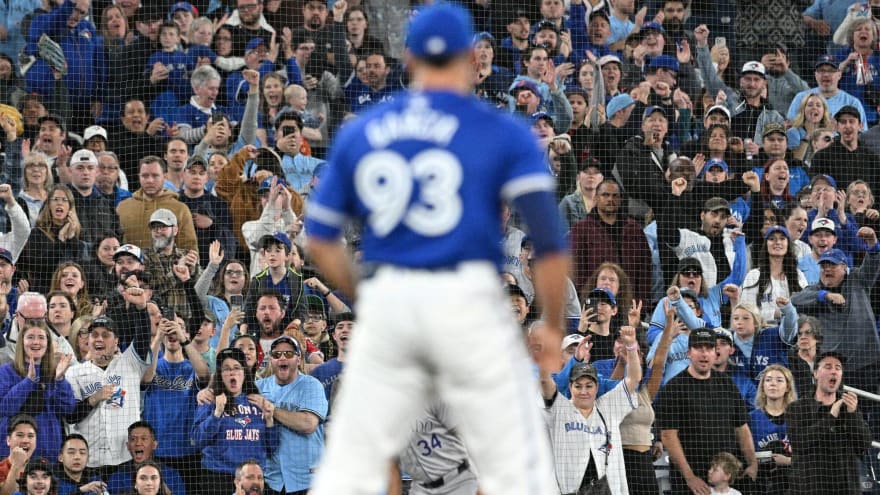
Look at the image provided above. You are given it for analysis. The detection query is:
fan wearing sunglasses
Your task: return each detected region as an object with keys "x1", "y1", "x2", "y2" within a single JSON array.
[{"x1": 256, "y1": 335, "x2": 327, "y2": 495}]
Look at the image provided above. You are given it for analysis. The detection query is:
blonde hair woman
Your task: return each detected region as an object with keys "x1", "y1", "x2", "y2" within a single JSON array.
[{"x1": 749, "y1": 364, "x2": 796, "y2": 493}]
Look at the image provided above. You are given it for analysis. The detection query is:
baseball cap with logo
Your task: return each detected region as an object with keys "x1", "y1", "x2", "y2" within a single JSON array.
[
  {"x1": 149, "y1": 209, "x2": 178, "y2": 227},
  {"x1": 168, "y1": 1, "x2": 197, "y2": 19},
  {"x1": 113, "y1": 244, "x2": 144, "y2": 263},
  {"x1": 406, "y1": 3, "x2": 474, "y2": 61},
  {"x1": 0, "y1": 248, "x2": 13, "y2": 264},
  {"x1": 815, "y1": 54, "x2": 838, "y2": 70},
  {"x1": 90, "y1": 315, "x2": 115, "y2": 333},
  {"x1": 71, "y1": 149, "x2": 98, "y2": 166},
  {"x1": 741, "y1": 61, "x2": 766, "y2": 78},
  {"x1": 818, "y1": 248, "x2": 847, "y2": 265},
  {"x1": 569, "y1": 362, "x2": 599, "y2": 383},
  {"x1": 270, "y1": 335, "x2": 302, "y2": 355},
  {"x1": 705, "y1": 158, "x2": 729, "y2": 174},
  {"x1": 83, "y1": 125, "x2": 108, "y2": 143},
  {"x1": 640, "y1": 21, "x2": 665, "y2": 34},
  {"x1": 509, "y1": 79, "x2": 540, "y2": 97},
  {"x1": 811, "y1": 217, "x2": 836, "y2": 234},
  {"x1": 714, "y1": 327, "x2": 734, "y2": 345},
  {"x1": 689, "y1": 327, "x2": 717, "y2": 347},
  {"x1": 561, "y1": 334, "x2": 584, "y2": 350},
  {"x1": 705, "y1": 104, "x2": 731, "y2": 120}
]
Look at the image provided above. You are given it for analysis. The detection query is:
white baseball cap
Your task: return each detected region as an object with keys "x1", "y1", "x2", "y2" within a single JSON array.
[
  {"x1": 71, "y1": 149, "x2": 98, "y2": 166},
  {"x1": 83, "y1": 125, "x2": 108, "y2": 142},
  {"x1": 597, "y1": 54, "x2": 622, "y2": 67},
  {"x1": 811, "y1": 217, "x2": 836, "y2": 234},
  {"x1": 561, "y1": 334, "x2": 584, "y2": 350},
  {"x1": 149, "y1": 208, "x2": 178, "y2": 227},
  {"x1": 741, "y1": 61, "x2": 766, "y2": 78}
]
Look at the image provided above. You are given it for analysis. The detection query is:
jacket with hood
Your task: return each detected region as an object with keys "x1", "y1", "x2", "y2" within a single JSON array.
[{"x1": 116, "y1": 189, "x2": 198, "y2": 255}]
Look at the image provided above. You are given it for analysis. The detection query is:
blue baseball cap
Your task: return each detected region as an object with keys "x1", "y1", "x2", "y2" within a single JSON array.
[
  {"x1": 606, "y1": 93, "x2": 635, "y2": 119},
  {"x1": 509, "y1": 79, "x2": 540, "y2": 97},
  {"x1": 0, "y1": 248, "x2": 12, "y2": 264},
  {"x1": 406, "y1": 3, "x2": 474, "y2": 60},
  {"x1": 764, "y1": 225, "x2": 791, "y2": 240},
  {"x1": 818, "y1": 248, "x2": 847, "y2": 265},
  {"x1": 168, "y1": 1, "x2": 197, "y2": 19},
  {"x1": 811, "y1": 174, "x2": 837, "y2": 190},
  {"x1": 260, "y1": 232, "x2": 292, "y2": 252},
  {"x1": 705, "y1": 158, "x2": 729, "y2": 174},
  {"x1": 530, "y1": 111, "x2": 553, "y2": 125},
  {"x1": 643, "y1": 105, "x2": 667, "y2": 120},
  {"x1": 648, "y1": 55, "x2": 679, "y2": 73},
  {"x1": 815, "y1": 54, "x2": 838, "y2": 70},
  {"x1": 588, "y1": 287, "x2": 617, "y2": 306},
  {"x1": 640, "y1": 21, "x2": 665, "y2": 34},
  {"x1": 245, "y1": 38, "x2": 267, "y2": 54},
  {"x1": 258, "y1": 176, "x2": 288, "y2": 192},
  {"x1": 473, "y1": 31, "x2": 495, "y2": 45}
]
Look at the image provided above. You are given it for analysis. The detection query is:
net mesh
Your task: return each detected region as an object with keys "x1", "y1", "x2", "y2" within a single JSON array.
[{"x1": 0, "y1": 0, "x2": 879, "y2": 493}]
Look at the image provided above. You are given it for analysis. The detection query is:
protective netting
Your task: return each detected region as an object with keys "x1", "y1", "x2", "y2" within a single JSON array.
[{"x1": 1, "y1": 0, "x2": 880, "y2": 493}]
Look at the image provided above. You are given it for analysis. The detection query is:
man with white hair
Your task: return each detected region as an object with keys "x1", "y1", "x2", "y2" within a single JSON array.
[{"x1": 171, "y1": 66, "x2": 228, "y2": 143}]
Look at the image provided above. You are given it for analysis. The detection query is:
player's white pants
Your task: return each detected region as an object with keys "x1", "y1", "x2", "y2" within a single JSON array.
[{"x1": 311, "y1": 262, "x2": 559, "y2": 495}]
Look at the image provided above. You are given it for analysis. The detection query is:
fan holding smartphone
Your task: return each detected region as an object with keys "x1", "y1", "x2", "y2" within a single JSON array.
[{"x1": 576, "y1": 288, "x2": 620, "y2": 362}]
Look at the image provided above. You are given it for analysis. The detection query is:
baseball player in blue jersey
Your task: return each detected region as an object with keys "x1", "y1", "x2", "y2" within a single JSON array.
[{"x1": 304, "y1": 4, "x2": 570, "y2": 495}]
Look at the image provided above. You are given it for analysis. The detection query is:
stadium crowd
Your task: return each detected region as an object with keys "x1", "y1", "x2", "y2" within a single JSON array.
[{"x1": 0, "y1": 0, "x2": 879, "y2": 493}]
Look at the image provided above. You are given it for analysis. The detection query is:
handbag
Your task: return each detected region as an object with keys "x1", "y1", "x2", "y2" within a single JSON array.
[{"x1": 576, "y1": 408, "x2": 613, "y2": 495}]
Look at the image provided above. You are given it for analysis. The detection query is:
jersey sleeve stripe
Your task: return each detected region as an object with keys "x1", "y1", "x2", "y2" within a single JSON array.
[
  {"x1": 306, "y1": 202, "x2": 349, "y2": 228},
  {"x1": 501, "y1": 174, "x2": 557, "y2": 202}
]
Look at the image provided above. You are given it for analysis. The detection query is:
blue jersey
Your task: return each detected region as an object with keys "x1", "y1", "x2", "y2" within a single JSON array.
[
  {"x1": 258, "y1": 374, "x2": 328, "y2": 492},
  {"x1": 310, "y1": 357, "x2": 343, "y2": 401},
  {"x1": 143, "y1": 357, "x2": 200, "y2": 457},
  {"x1": 749, "y1": 408, "x2": 789, "y2": 452},
  {"x1": 306, "y1": 91, "x2": 563, "y2": 268}
]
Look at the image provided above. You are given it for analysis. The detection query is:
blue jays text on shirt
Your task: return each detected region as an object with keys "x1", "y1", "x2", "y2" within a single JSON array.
[
  {"x1": 680, "y1": 243, "x2": 711, "y2": 259},
  {"x1": 564, "y1": 421, "x2": 612, "y2": 454},
  {"x1": 83, "y1": 375, "x2": 125, "y2": 407},
  {"x1": 151, "y1": 374, "x2": 195, "y2": 391},
  {"x1": 223, "y1": 403, "x2": 266, "y2": 440},
  {"x1": 756, "y1": 432, "x2": 788, "y2": 450}
]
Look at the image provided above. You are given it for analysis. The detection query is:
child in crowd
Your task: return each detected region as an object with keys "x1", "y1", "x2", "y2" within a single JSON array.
[
  {"x1": 146, "y1": 22, "x2": 197, "y2": 119},
  {"x1": 283, "y1": 85, "x2": 323, "y2": 141},
  {"x1": 708, "y1": 452, "x2": 743, "y2": 495}
]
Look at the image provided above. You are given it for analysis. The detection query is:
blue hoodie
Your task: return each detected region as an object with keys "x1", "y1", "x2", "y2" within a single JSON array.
[
  {"x1": 192, "y1": 393, "x2": 280, "y2": 474},
  {"x1": 25, "y1": 0, "x2": 103, "y2": 105}
]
